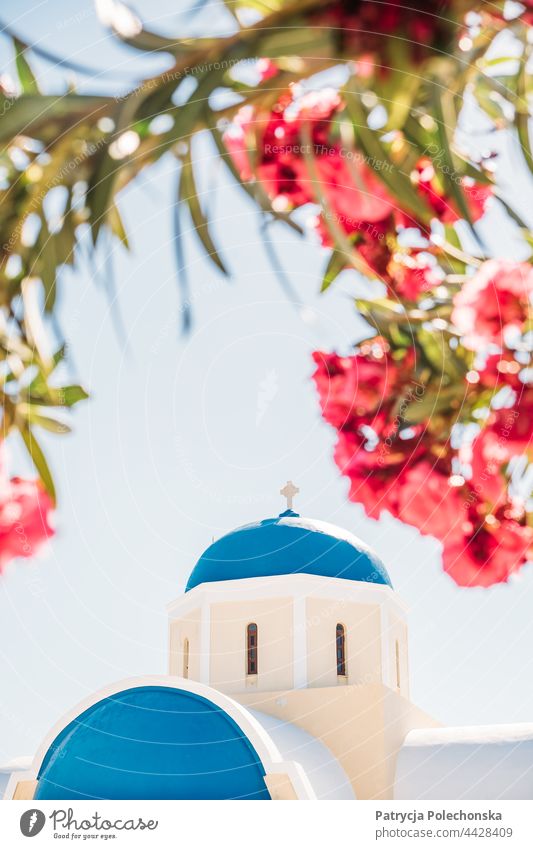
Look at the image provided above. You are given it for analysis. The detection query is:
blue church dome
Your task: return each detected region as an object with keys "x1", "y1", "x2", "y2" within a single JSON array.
[
  {"x1": 35, "y1": 686, "x2": 270, "y2": 800},
  {"x1": 186, "y1": 511, "x2": 391, "y2": 591}
]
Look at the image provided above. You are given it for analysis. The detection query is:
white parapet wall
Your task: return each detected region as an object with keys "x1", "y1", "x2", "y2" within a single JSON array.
[{"x1": 394, "y1": 724, "x2": 533, "y2": 800}]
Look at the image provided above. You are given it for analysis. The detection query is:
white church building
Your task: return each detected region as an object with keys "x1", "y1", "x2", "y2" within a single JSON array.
[{"x1": 4, "y1": 483, "x2": 533, "y2": 800}]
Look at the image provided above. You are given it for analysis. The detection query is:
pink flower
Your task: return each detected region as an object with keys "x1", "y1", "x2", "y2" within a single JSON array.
[
  {"x1": 442, "y1": 511, "x2": 533, "y2": 588},
  {"x1": 311, "y1": 1, "x2": 456, "y2": 68},
  {"x1": 410, "y1": 157, "x2": 491, "y2": 225},
  {"x1": 224, "y1": 89, "x2": 397, "y2": 232},
  {"x1": 452, "y1": 260, "x2": 533, "y2": 350},
  {"x1": 463, "y1": 428, "x2": 511, "y2": 509},
  {"x1": 478, "y1": 352, "x2": 523, "y2": 390},
  {"x1": 388, "y1": 253, "x2": 441, "y2": 300},
  {"x1": 487, "y1": 392, "x2": 533, "y2": 455},
  {"x1": 312, "y1": 340, "x2": 398, "y2": 430},
  {"x1": 0, "y1": 476, "x2": 54, "y2": 571},
  {"x1": 313, "y1": 154, "x2": 395, "y2": 225},
  {"x1": 256, "y1": 59, "x2": 278, "y2": 82},
  {"x1": 395, "y1": 461, "x2": 464, "y2": 540},
  {"x1": 223, "y1": 105, "x2": 255, "y2": 182},
  {"x1": 332, "y1": 410, "x2": 428, "y2": 522},
  {"x1": 333, "y1": 429, "x2": 400, "y2": 519}
]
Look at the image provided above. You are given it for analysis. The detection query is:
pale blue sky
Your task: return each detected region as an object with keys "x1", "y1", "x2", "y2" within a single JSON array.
[{"x1": 0, "y1": 0, "x2": 533, "y2": 764}]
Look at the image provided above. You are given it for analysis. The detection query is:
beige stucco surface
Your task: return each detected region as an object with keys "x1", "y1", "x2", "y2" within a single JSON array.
[
  {"x1": 169, "y1": 606, "x2": 201, "y2": 680},
  {"x1": 238, "y1": 684, "x2": 438, "y2": 800},
  {"x1": 12, "y1": 780, "x2": 37, "y2": 800},
  {"x1": 209, "y1": 597, "x2": 294, "y2": 693},
  {"x1": 388, "y1": 611, "x2": 409, "y2": 697},
  {"x1": 306, "y1": 597, "x2": 382, "y2": 688}
]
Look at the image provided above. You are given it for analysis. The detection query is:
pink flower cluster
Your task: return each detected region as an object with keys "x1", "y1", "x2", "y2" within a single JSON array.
[
  {"x1": 225, "y1": 90, "x2": 490, "y2": 297},
  {"x1": 0, "y1": 452, "x2": 54, "y2": 572},
  {"x1": 313, "y1": 260, "x2": 533, "y2": 587}
]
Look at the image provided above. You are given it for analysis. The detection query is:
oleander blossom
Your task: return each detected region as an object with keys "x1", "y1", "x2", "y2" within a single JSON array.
[
  {"x1": 452, "y1": 260, "x2": 533, "y2": 350},
  {"x1": 395, "y1": 462, "x2": 465, "y2": 540},
  {"x1": 311, "y1": 0, "x2": 456, "y2": 69},
  {"x1": 225, "y1": 91, "x2": 491, "y2": 289},
  {"x1": 312, "y1": 330, "x2": 533, "y2": 587},
  {"x1": 0, "y1": 466, "x2": 54, "y2": 571},
  {"x1": 311, "y1": 339, "x2": 399, "y2": 430},
  {"x1": 409, "y1": 157, "x2": 491, "y2": 225},
  {"x1": 442, "y1": 508, "x2": 533, "y2": 588}
]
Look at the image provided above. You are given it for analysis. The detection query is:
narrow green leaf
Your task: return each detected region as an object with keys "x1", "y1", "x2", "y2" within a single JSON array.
[
  {"x1": 108, "y1": 203, "x2": 129, "y2": 249},
  {"x1": 87, "y1": 143, "x2": 119, "y2": 245},
  {"x1": 494, "y1": 193, "x2": 529, "y2": 230},
  {"x1": 58, "y1": 384, "x2": 89, "y2": 407},
  {"x1": 429, "y1": 83, "x2": 477, "y2": 231},
  {"x1": 179, "y1": 149, "x2": 228, "y2": 275},
  {"x1": 24, "y1": 410, "x2": 71, "y2": 434},
  {"x1": 343, "y1": 85, "x2": 433, "y2": 225},
  {"x1": 19, "y1": 423, "x2": 56, "y2": 504},
  {"x1": 355, "y1": 298, "x2": 406, "y2": 337},
  {"x1": 13, "y1": 37, "x2": 39, "y2": 95},
  {"x1": 210, "y1": 126, "x2": 303, "y2": 235},
  {"x1": 0, "y1": 95, "x2": 111, "y2": 144},
  {"x1": 37, "y1": 217, "x2": 57, "y2": 312},
  {"x1": 55, "y1": 189, "x2": 76, "y2": 267},
  {"x1": 516, "y1": 48, "x2": 533, "y2": 175},
  {"x1": 321, "y1": 249, "x2": 346, "y2": 292},
  {"x1": 300, "y1": 122, "x2": 374, "y2": 279}
]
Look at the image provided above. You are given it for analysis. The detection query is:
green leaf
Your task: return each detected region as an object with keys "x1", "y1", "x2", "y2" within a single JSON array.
[
  {"x1": 417, "y1": 327, "x2": 448, "y2": 375},
  {"x1": 516, "y1": 48, "x2": 533, "y2": 175},
  {"x1": 108, "y1": 203, "x2": 129, "y2": 249},
  {"x1": 55, "y1": 189, "x2": 76, "y2": 267},
  {"x1": 37, "y1": 217, "x2": 57, "y2": 312},
  {"x1": 259, "y1": 28, "x2": 333, "y2": 60},
  {"x1": 0, "y1": 95, "x2": 111, "y2": 144},
  {"x1": 23, "y1": 408, "x2": 71, "y2": 434},
  {"x1": 321, "y1": 249, "x2": 346, "y2": 292},
  {"x1": 13, "y1": 38, "x2": 39, "y2": 95},
  {"x1": 58, "y1": 384, "x2": 89, "y2": 406},
  {"x1": 417, "y1": 326, "x2": 465, "y2": 381},
  {"x1": 355, "y1": 298, "x2": 407, "y2": 337},
  {"x1": 299, "y1": 122, "x2": 375, "y2": 279},
  {"x1": 19, "y1": 423, "x2": 56, "y2": 504},
  {"x1": 179, "y1": 149, "x2": 229, "y2": 275},
  {"x1": 343, "y1": 84, "x2": 433, "y2": 225},
  {"x1": 210, "y1": 126, "x2": 303, "y2": 235},
  {"x1": 87, "y1": 142, "x2": 119, "y2": 245},
  {"x1": 429, "y1": 83, "x2": 478, "y2": 233},
  {"x1": 494, "y1": 193, "x2": 529, "y2": 231}
]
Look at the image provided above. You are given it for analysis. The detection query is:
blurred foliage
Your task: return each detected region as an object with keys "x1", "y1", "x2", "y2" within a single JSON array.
[{"x1": 0, "y1": 0, "x2": 532, "y2": 501}]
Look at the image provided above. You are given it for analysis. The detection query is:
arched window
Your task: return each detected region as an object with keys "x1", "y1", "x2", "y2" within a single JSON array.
[
  {"x1": 336, "y1": 623, "x2": 347, "y2": 676},
  {"x1": 246, "y1": 623, "x2": 258, "y2": 675},
  {"x1": 183, "y1": 638, "x2": 189, "y2": 679}
]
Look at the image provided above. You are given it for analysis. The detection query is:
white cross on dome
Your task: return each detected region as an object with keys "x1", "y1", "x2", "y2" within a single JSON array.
[{"x1": 280, "y1": 480, "x2": 299, "y2": 511}]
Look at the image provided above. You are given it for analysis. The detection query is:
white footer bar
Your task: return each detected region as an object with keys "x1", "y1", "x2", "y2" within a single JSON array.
[{"x1": 1, "y1": 800, "x2": 533, "y2": 848}]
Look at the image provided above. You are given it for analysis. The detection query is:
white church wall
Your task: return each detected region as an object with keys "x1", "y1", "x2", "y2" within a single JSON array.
[
  {"x1": 238, "y1": 683, "x2": 399, "y2": 799},
  {"x1": 388, "y1": 612, "x2": 409, "y2": 699},
  {"x1": 395, "y1": 725, "x2": 533, "y2": 800},
  {"x1": 306, "y1": 597, "x2": 382, "y2": 688},
  {"x1": 209, "y1": 597, "x2": 294, "y2": 693},
  {"x1": 168, "y1": 607, "x2": 201, "y2": 680},
  {"x1": 168, "y1": 575, "x2": 407, "y2": 695},
  {"x1": 249, "y1": 709, "x2": 356, "y2": 799},
  {"x1": 239, "y1": 680, "x2": 439, "y2": 800}
]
